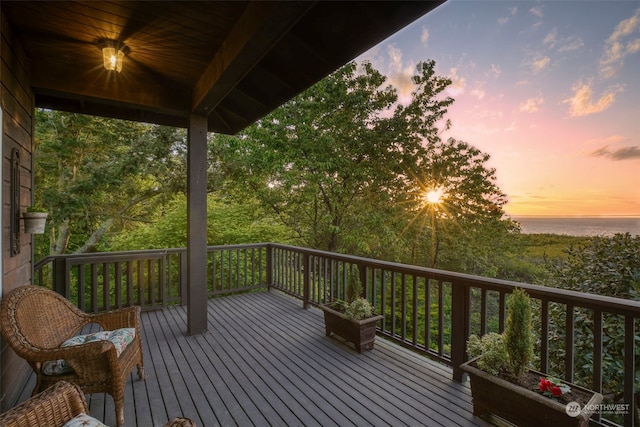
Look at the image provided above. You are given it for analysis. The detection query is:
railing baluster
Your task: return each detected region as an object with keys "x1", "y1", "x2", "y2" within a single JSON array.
[
  {"x1": 498, "y1": 291, "x2": 506, "y2": 332},
  {"x1": 103, "y1": 262, "x2": 110, "y2": 311},
  {"x1": 624, "y1": 316, "x2": 636, "y2": 427},
  {"x1": 380, "y1": 270, "x2": 387, "y2": 332},
  {"x1": 480, "y1": 288, "x2": 487, "y2": 335},
  {"x1": 564, "y1": 303, "x2": 575, "y2": 382},
  {"x1": 425, "y1": 278, "x2": 431, "y2": 352},
  {"x1": 303, "y1": 253, "x2": 310, "y2": 309},
  {"x1": 589, "y1": 309, "x2": 605, "y2": 426},
  {"x1": 160, "y1": 255, "x2": 166, "y2": 306},
  {"x1": 243, "y1": 248, "x2": 248, "y2": 289},
  {"x1": 148, "y1": 259, "x2": 155, "y2": 307},
  {"x1": 401, "y1": 273, "x2": 407, "y2": 341},
  {"x1": 391, "y1": 271, "x2": 397, "y2": 338},
  {"x1": 412, "y1": 275, "x2": 418, "y2": 347},
  {"x1": 78, "y1": 264, "x2": 85, "y2": 311},
  {"x1": 126, "y1": 260, "x2": 133, "y2": 306},
  {"x1": 372, "y1": 268, "x2": 379, "y2": 313},
  {"x1": 294, "y1": 251, "x2": 299, "y2": 296},
  {"x1": 91, "y1": 263, "x2": 98, "y2": 312},
  {"x1": 180, "y1": 251, "x2": 187, "y2": 305},
  {"x1": 438, "y1": 280, "x2": 444, "y2": 357},
  {"x1": 137, "y1": 260, "x2": 143, "y2": 306},
  {"x1": 540, "y1": 298, "x2": 549, "y2": 374},
  {"x1": 227, "y1": 248, "x2": 232, "y2": 291},
  {"x1": 115, "y1": 262, "x2": 122, "y2": 308}
]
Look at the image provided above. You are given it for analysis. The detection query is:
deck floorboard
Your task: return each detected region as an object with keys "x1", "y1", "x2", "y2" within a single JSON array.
[{"x1": 15, "y1": 291, "x2": 490, "y2": 427}]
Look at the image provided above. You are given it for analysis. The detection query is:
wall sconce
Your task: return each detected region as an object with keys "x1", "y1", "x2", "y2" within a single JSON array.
[{"x1": 97, "y1": 39, "x2": 129, "y2": 72}]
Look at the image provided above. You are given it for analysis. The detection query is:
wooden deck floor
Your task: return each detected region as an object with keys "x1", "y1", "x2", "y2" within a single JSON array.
[{"x1": 16, "y1": 291, "x2": 490, "y2": 427}]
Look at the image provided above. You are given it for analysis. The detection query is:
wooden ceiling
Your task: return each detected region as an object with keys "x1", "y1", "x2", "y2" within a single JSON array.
[{"x1": 1, "y1": 1, "x2": 444, "y2": 134}]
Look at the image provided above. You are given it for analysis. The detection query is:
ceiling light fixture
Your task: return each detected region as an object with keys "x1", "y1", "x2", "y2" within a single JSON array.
[{"x1": 97, "y1": 39, "x2": 129, "y2": 72}]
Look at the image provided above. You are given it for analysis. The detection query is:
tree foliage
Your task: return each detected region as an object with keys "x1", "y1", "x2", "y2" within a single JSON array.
[
  {"x1": 110, "y1": 194, "x2": 293, "y2": 250},
  {"x1": 545, "y1": 233, "x2": 640, "y2": 298},
  {"x1": 214, "y1": 60, "x2": 517, "y2": 271},
  {"x1": 543, "y1": 233, "x2": 640, "y2": 404},
  {"x1": 34, "y1": 110, "x2": 187, "y2": 256},
  {"x1": 503, "y1": 288, "x2": 534, "y2": 377},
  {"x1": 34, "y1": 59, "x2": 519, "y2": 280}
]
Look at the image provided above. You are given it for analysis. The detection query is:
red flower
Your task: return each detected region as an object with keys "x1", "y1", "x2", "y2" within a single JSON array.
[
  {"x1": 538, "y1": 378, "x2": 552, "y2": 392},
  {"x1": 538, "y1": 377, "x2": 570, "y2": 398}
]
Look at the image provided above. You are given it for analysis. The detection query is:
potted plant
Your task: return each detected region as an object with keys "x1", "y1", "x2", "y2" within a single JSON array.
[
  {"x1": 319, "y1": 272, "x2": 383, "y2": 353},
  {"x1": 23, "y1": 205, "x2": 48, "y2": 234},
  {"x1": 460, "y1": 288, "x2": 603, "y2": 427}
]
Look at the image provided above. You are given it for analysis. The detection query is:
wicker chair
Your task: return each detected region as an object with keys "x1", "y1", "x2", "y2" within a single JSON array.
[
  {"x1": 0, "y1": 285, "x2": 145, "y2": 427},
  {"x1": 0, "y1": 381, "x2": 89, "y2": 427},
  {"x1": 0, "y1": 381, "x2": 197, "y2": 427}
]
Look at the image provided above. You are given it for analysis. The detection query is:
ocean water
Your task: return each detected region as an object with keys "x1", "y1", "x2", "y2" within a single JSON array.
[{"x1": 512, "y1": 216, "x2": 640, "y2": 237}]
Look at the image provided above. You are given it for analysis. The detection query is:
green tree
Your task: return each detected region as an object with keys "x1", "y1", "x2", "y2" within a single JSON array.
[
  {"x1": 402, "y1": 137, "x2": 518, "y2": 271},
  {"x1": 111, "y1": 194, "x2": 293, "y2": 250},
  {"x1": 215, "y1": 61, "x2": 411, "y2": 254},
  {"x1": 215, "y1": 59, "x2": 515, "y2": 266},
  {"x1": 34, "y1": 110, "x2": 187, "y2": 257}
]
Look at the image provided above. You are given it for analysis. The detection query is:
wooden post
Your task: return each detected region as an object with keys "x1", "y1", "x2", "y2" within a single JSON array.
[
  {"x1": 186, "y1": 114, "x2": 208, "y2": 335},
  {"x1": 451, "y1": 282, "x2": 469, "y2": 382},
  {"x1": 52, "y1": 257, "x2": 68, "y2": 297}
]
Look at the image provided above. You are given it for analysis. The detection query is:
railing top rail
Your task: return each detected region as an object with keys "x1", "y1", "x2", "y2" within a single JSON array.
[
  {"x1": 268, "y1": 243, "x2": 640, "y2": 317},
  {"x1": 34, "y1": 256, "x2": 56, "y2": 270},
  {"x1": 34, "y1": 243, "x2": 270, "y2": 264}
]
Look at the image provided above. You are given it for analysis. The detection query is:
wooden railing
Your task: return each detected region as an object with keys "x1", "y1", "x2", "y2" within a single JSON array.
[
  {"x1": 34, "y1": 244, "x2": 269, "y2": 312},
  {"x1": 35, "y1": 243, "x2": 640, "y2": 426}
]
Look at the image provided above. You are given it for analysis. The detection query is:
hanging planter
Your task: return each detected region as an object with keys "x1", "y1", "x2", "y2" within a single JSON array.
[{"x1": 23, "y1": 208, "x2": 48, "y2": 234}]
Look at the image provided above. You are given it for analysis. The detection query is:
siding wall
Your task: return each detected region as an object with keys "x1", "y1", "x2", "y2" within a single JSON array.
[{"x1": 0, "y1": 11, "x2": 35, "y2": 410}]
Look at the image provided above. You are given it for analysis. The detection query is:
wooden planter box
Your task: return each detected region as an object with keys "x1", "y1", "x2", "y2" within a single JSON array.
[
  {"x1": 319, "y1": 304, "x2": 384, "y2": 353},
  {"x1": 461, "y1": 358, "x2": 603, "y2": 427}
]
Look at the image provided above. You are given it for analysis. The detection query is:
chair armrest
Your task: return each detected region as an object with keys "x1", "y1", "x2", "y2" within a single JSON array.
[
  {"x1": 0, "y1": 381, "x2": 88, "y2": 427},
  {"x1": 85, "y1": 305, "x2": 141, "y2": 331}
]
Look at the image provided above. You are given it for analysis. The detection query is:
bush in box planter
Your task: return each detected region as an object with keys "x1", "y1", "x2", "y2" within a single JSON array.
[
  {"x1": 461, "y1": 288, "x2": 603, "y2": 427},
  {"x1": 320, "y1": 273, "x2": 383, "y2": 353}
]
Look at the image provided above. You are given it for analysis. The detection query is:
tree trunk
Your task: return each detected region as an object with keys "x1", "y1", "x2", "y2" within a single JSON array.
[
  {"x1": 74, "y1": 218, "x2": 114, "y2": 253},
  {"x1": 50, "y1": 219, "x2": 71, "y2": 255}
]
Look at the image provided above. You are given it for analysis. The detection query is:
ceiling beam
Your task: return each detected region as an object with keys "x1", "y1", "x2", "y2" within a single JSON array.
[
  {"x1": 31, "y1": 67, "x2": 191, "y2": 116},
  {"x1": 191, "y1": 1, "x2": 313, "y2": 115}
]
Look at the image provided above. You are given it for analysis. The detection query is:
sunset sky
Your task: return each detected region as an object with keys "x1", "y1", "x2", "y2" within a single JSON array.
[{"x1": 358, "y1": 0, "x2": 640, "y2": 217}]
